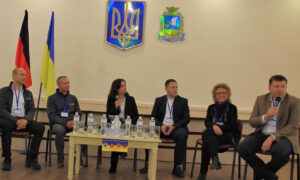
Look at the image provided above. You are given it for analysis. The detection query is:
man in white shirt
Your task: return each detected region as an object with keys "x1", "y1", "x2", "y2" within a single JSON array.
[{"x1": 0, "y1": 68, "x2": 45, "y2": 171}]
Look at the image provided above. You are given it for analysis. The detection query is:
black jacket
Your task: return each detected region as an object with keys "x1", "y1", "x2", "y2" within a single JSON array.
[
  {"x1": 0, "y1": 82, "x2": 35, "y2": 123},
  {"x1": 205, "y1": 102, "x2": 240, "y2": 142},
  {"x1": 47, "y1": 89, "x2": 81, "y2": 128},
  {"x1": 151, "y1": 95, "x2": 190, "y2": 129},
  {"x1": 106, "y1": 94, "x2": 139, "y2": 124}
]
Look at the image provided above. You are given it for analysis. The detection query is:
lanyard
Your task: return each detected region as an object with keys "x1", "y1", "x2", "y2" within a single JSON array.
[
  {"x1": 13, "y1": 85, "x2": 21, "y2": 109},
  {"x1": 271, "y1": 98, "x2": 281, "y2": 108},
  {"x1": 56, "y1": 92, "x2": 70, "y2": 111},
  {"x1": 167, "y1": 99, "x2": 173, "y2": 118},
  {"x1": 214, "y1": 105, "x2": 225, "y2": 122}
]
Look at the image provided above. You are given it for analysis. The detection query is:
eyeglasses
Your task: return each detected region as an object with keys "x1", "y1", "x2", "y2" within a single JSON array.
[{"x1": 216, "y1": 92, "x2": 227, "y2": 95}]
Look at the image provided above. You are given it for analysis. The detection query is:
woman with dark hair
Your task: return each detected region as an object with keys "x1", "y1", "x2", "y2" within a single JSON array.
[
  {"x1": 198, "y1": 83, "x2": 240, "y2": 180},
  {"x1": 106, "y1": 78, "x2": 139, "y2": 173}
]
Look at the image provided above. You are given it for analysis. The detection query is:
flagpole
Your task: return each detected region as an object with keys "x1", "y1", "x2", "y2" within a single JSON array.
[{"x1": 35, "y1": 82, "x2": 42, "y2": 121}]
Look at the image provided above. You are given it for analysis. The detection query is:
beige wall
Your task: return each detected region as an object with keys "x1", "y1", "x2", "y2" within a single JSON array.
[{"x1": 1, "y1": 0, "x2": 300, "y2": 117}]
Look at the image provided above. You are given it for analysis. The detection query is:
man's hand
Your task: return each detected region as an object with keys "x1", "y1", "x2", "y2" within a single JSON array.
[
  {"x1": 264, "y1": 107, "x2": 277, "y2": 121},
  {"x1": 66, "y1": 120, "x2": 74, "y2": 129},
  {"x1": 16, "y1": 119, "x2": 27, "y2": 130},
  {"x1": 115, "y1": 100, "x2": 121, "y2": 109},
  {"x1": 161, "y1": 125, "x2": 167, "y2": 135},
  {"x1": 213, "y1": 125, "x2": 223, "y2": 136},
  {"x1": 165, "y1": 125, "x2": 175, "y2": 136},
  {"x1": 261, "y1": 136, "x2": 275, "y2": 152}
]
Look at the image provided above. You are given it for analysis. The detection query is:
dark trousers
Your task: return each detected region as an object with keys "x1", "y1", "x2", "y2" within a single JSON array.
[
  {"x1": 0, "y1": 119, "x2": 45, "y2": 160},
  {"x1": 52, "y1": 123, "x2": 72, "y2": 159},
  {"x1": 200, "y1": 127, "x2": 233, "y2": 174},
  {"x1": 238, "y1": 132, "x2": 293, "y2": 179},
  {"x1": 144, "y1": 127, "x2": 188, "y2": 166},
  {"x1": 110, "y1": 152, "x2": 120, "y2": 166}
]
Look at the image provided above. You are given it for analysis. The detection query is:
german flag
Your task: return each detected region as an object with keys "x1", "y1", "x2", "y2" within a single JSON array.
[{"x1": 15, "y1": 10, "x2": 32, "y2": 88}]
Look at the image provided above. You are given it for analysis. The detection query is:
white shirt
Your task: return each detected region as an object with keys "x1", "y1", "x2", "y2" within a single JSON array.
[
  {"x1": 262, "y1": 96, "x2": 282, "y2": 136},
  {"x1": 11, "y1": 84, "x2": 25, "y2": 117},
  {"x1": 163, "y1": 97, "x2": 174, "y2": 125},
  {"x1": 119, "y1": 97, "x2": 126, "y2": 119}
]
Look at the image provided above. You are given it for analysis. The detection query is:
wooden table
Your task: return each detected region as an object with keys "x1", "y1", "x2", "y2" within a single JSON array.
[{"x1": 67, "y1": 132, "x2": 161, "y2": 180}]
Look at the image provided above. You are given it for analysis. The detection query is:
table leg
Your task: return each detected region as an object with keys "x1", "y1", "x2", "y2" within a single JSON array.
[
  {"x1": 75, "y1": 144, "x2": 81, "y2": 175},
  {"x1": 68, "y1": 138, "x2": 75, "y2": 180},
  {"x1": 148, "y1": 147, "x2": 158, "y2": 180}
]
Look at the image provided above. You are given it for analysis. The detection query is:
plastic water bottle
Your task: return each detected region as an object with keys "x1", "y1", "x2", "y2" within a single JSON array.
[
  {"x1": 112, "y1": 115, "x2": 121, "y2": 136},
  {"x1": 124, "y1": 116, "x2": 131, "y2": 137},
  {"x1": 73, "y1": 112, "x2": 80, "y2": 134},
  {"x1": 149, "y1": 117, "x2": 155, "y2": 138},
  {"x1": 100, "y1": 114, "x2": 107, "y2": 135},
  {"x1": 87, "y1": 113, "x2": 94, "y2": 135},
  {"x1": 136, "y1": 116, "x2": 143, "y2": 138}
]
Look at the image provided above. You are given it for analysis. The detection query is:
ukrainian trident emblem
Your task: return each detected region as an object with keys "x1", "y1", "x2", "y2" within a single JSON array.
[
  {"x1": 158, "y1": 7, "x2": 185, "y2": 42},
  {"x1": 105, "y1": 0, "x2": 146, "y2": 50}
]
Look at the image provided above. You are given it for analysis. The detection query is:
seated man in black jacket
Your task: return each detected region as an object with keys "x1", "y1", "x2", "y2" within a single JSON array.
[
  {"x1": 140, "y1": 79, "x2": 190, "y2": 178},
  {"x1": 47, "y1": 76, "x2": 81, "y2": 168},
  {"x1": 0, "y1": 68, "x2": 45, "y2": 171}
]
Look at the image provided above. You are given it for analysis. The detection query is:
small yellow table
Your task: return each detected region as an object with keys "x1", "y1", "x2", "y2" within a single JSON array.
[{"x1": 66, "y1": 132, "x2": 161, "y2": 180}]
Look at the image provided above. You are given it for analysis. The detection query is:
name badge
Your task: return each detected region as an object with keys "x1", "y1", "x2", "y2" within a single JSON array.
[
  {"x1": 13, "y1": 109, "x2": 22, "y2": 115},
  {"x1": 166, "y1": 117, "x2": 174, "y2": 125},
  {"x1": 216, "y1": 122, "x2": 224, "y2": 126},
  {"x1": 61, "y1": 111, "x2": 69, "y2": 117},
  {"x1": 268, "y1": 119, "x2": 277, "y2": 126}
]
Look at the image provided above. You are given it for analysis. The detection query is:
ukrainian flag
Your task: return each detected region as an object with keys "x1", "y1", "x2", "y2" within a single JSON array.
[{"x1": 40, "y1": 12, "x2": 55, "y2": 100}]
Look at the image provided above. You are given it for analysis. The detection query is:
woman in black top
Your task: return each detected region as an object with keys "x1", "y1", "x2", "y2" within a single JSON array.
[
  {"x1": 106, "y1": 79, "x2": 139, "y2": 173},
  {"x1": 198, "y1": 83, "x2": 239, "y2": 180}
]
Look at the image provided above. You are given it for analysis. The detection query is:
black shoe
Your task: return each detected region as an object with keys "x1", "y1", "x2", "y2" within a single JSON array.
[
  {"x1": 172, "y1": 165, "x2": 184, "y2": 178},
  {"x1": 2, "y1": 158, "x2": 11, "y2": 171},
  {"x1": 265, "y1": 174, "x2": 278, "y2": 180},
  {"x1": 210, "y1": 156, "x2": 222, "y2": 170},
  {"x1": 254, "y1": 171, "x2": 264, "y2": 180},
  {"x1": 57, "y1": 159, "x2": 64, "y2": 169},
  {"x1": 25, "y1": 158, "x2": 41, "y2": 170},
  {"x1": 139, "y1": 163, "x2": 148, "y2": 174},
  {"x1": 197, "y1": 173, "x2": 206, "y2": 180},
  {"x1": 109, "y1": 164, "x2": 117, "y2": 174}
]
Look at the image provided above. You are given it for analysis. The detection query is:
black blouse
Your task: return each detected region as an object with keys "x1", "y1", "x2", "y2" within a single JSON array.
[{"x1": 205, "y1": 101, "x2": 238, "y2": 133}]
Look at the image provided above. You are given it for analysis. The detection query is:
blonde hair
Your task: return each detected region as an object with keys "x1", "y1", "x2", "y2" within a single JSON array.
[{"x1": 212, "y1": 83, "x2": 232, "y2": 103}]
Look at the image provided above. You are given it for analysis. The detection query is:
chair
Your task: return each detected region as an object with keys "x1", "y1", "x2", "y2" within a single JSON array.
[
  {"x1": 132, "y1": 137, "x2": 187, "y2": 172},
  {"x1": 190, "y1": 119, "x2": 243, "y2": 180},
  {"x1": 45, "y1": 126, "x2": 88, "y2": 167},
  {"x1": 11, "y1": 130, "x2": 32, "y2": 157},
  {"x1": 243, "y1": 128, "x2": 300, "y2": 180}
]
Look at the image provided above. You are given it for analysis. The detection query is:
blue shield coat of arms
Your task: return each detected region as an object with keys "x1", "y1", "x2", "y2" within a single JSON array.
[{"x1": 105, "y1": 0, "x2": 146, "y2": 50}]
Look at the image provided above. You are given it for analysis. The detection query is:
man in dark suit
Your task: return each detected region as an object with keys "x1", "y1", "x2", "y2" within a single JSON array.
[
  {"x1": 0, "y1": 68, "x2": 45, "y2": 171},
  {"x1": 140, "y1": 79, "x2": 190, "y2": 178},
  {"x1": 238, "y1": 75, "x2": 300, "y2": 180}
]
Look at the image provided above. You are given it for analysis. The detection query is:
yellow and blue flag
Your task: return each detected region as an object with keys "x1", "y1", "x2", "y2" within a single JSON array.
[{"x1": 40, "y1": 12, "x2": 55, "y2": 100}]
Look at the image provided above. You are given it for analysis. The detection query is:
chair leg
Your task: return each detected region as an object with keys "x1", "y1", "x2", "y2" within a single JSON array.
[
  {"x1": 96, "y1": 146, "x2": 102, "y2": 169},
  {"x1": 290, "y1": 154, "x2": 295, "y2": 180},
  {"x1": 183, "y1": 141, "x2": 187, "y2": 171},
  {"x1": 85, "y1": 146, "x2": 88, "y2": 167},
  {"x1": 297, "y1": 154, "x2": 299, "y2": 180},
  {"x1": 25, "y1": 136, "x2": 28, "y2": 153},
  {"x1": 238, "y1": 153, "x2": 241, "y2": 180},
  {"x1": 49, "y1": 131, "x2": 52, "y2": 167},
  {"x1": 26, "y1": 135, "x2": 32, "y2": 159},
  {"x1": 231, "y1": 150, "x2": 237, "y2": 180},
  {"x1": 45, "y1": 129, "x2": 49, "y2": 162},
  {"x1": 243, "y1": 162, "x2": 248, "y2": 180},
  {"x1": 190, "y1": 141, "x2": 199, "y2": 177},
  {"x1": 133, "y1": 148, "x2": 137, "y2": 172}
]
